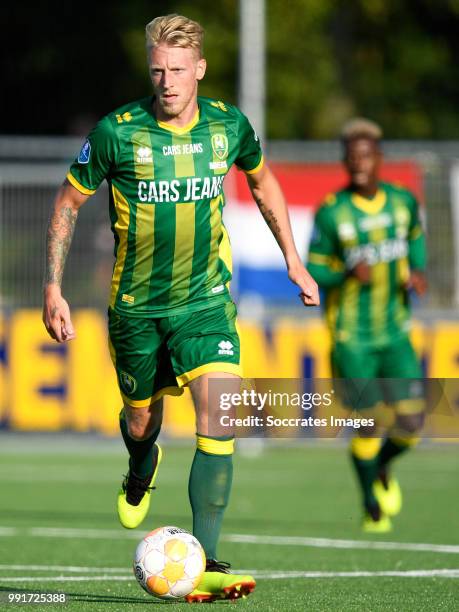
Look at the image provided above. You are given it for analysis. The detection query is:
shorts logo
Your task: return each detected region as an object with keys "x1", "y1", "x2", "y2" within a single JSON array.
[
  {"x1": 136, "y1": 146, "x2": 153, "y2": 164},
  {"x1": 119, "y1": 371, "x2": 137, "y2": 395},
  {"x1": 218, "y1": 340, "x2": 234, "y2": 356},
  {"x1": 211, "y1": 134, "x2": 228, "y2": 160},
  {"x1": 78, "y1": 139, "x2": 91, "y2": 164}
]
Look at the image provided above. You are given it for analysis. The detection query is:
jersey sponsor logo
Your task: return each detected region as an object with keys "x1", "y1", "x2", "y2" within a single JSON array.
[
  {"x1": 209, "y1": 160, "x2": 227, "y2": 170},
  {"x1": 136, "y1": 146, "x2": 153, "y2": 164},
  {"x1": 115, "y1": 112, "x2": 132, "y2": 123},
  {"x1": 137, "y1": 175, "x2": 225, "y2": 203},
  {"x1": 211, "y1": 134, "x2": 229, "y2": 160},
  {"x1": 211, "y1": 284, "x2": 224, "y2": 294},
  {"x1": 78, "y1": 139, "x2": 91, "y2": 164},
  {"x1": 344, "y1": 238, "x2": 408, "y2": 268},
  {"x1": 210, "y1": 100, "x2": 228, "y2": 112},
  {"x1": 162, "y1": 143, "x2": 203, "y2": 156},
  {"x1": 218, "y1": 340, "x2": 234, "y2": 356},
  {"x1": 358, "y1": 213, "x2": 392, "y2": 232},
  {"x1": 337, "y1": 222, "x2": 357, "y2": 241},
  {"x1": 119, "y1": 371, "x2": 137, "y2": 395}
]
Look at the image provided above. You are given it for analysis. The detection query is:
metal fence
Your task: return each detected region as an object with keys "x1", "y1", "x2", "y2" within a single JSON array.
[{"x1": 1, "y1": 137, "x2": 458, "y2": 316}]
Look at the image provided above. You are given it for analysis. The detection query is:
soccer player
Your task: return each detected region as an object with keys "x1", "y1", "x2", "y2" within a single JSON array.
[
  {"x1": 307, "y1": 118, "x2": 427, "y2": 532},
  {"x1": 42, "y1": 14, "x2": 319, "y2": 602}
]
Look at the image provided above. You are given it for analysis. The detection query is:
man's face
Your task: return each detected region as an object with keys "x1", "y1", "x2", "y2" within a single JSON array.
[
  {"x1": 344, "y1": 138, "x2": 381, "y2": 191},
  {"x1": 149, "y1": 44, "x2": 206, "y2": 120}
]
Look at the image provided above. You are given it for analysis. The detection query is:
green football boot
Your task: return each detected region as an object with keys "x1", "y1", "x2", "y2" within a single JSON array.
[
  {"x1": 185, "y1": 559, "x2": 256, "y2": 603},
  {"x1": 117, "y1": 443, "x2": 162, "y2": 529},
  {"x1": 373, "y1": 475, "x2": 402, "y2": 517}
]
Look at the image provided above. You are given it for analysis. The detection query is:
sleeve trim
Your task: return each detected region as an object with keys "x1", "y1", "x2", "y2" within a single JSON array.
[
  {"x1": 308, "y1": 252, "x2": 345, "y2": 272},
  {"x1": 308, "y1": 253, "x2": 330, "y2": 265},
  {"x1": 66, "y1": 172, "x2": 96, "y2": 195},
  {"x1": 243, "y1": 155, "x2": 265, "y2": 175}
]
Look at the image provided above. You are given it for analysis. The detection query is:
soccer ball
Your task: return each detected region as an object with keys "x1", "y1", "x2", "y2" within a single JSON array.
[{"x1": 133, "y1": 526, "x2": 206, "y2": 599}]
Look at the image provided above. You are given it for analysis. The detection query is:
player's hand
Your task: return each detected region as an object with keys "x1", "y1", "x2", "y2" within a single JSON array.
[
  {"x1": 406, "y1": 270, "x2": 427, "y2": 296},
  {"x1": 42, "y1": 284, "x2": 76, "y2": 343},
  {"x1": 287, "y1": 260, "x2": 320, "y2": 307},
  {"x1": 350, "y1": 261, "x2": 371, "y2": 284}
]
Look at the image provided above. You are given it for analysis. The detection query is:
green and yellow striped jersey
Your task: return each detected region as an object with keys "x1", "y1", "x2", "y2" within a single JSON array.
[
  {"x1": 307, "y1": 182, "x2": 426, "y2": 347},
  {"x1": 68, "y1": 96, "x2": 263, "y2": 317}
]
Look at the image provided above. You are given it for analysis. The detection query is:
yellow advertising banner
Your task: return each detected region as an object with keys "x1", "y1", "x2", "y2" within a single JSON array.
[{"x1": 1, "y1": 310, "x2": 458, "y2": 436}]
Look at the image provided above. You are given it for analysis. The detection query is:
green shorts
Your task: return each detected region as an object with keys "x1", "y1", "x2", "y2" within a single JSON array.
[
  {"x1": 332, "y1": 335, "x2": 423, "y2": 410},
  {"x1": 108, "y1": 302, "x2": 241, "y2": 408}
]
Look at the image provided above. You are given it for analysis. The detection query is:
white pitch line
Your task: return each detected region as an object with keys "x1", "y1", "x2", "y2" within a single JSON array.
[
  {"x1": 223, "y1": 534, "x2": 459, "y2": 555},
  {"x1": 241, "y1": 569, "x2": 459, "y2": 579},
  {"x1": 1, "y1": 569, "x2": 459, "y2": 582},
  {"x1": 0, "y1": 527, "x2": 17, "y2": 536},
  {"x1": 0, "y1": 576, "x2": 133, "y2": 583},
  {"x1": 0, "y1": 565, "x2": 129, "y2": 573},
  {"x1": 28, "y1": 527, "x2": 142, "y2": 539},
  {"x1": 1, "y1": 526, "x2": 459, "y2": 555}
]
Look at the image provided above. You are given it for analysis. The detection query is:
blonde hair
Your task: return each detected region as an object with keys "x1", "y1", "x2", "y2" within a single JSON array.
[
  {"x1": 340, "y1": 117, "x2": 383, "y2": 144},
  {"x1": 145, "y1": 14, "x2": 204, "y2": 58}
]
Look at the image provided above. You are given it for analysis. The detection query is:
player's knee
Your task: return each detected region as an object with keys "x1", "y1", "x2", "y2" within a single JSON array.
[
  {"x1": 123, "y1": 399, "x2": 163, "y2": 440},
  {"x1": 126, "y1": 420, "x2": 151, "y2": 441},
  {"x1": 395, "y1": 413, "x2": 424, "y2": 435}
]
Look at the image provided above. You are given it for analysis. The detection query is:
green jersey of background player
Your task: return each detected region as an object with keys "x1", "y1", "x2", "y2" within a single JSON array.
[
  {"x1": 307, "y1": 118, "x2": 427, "y2": 534},
  {"x1": 42, "y1": 13, "x2": 319, "y2": 603}
]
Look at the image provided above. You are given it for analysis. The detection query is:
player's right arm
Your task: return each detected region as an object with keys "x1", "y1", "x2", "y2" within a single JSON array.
[
  {"x1": 43, "y1": 181, "x2": 90, "y2": 343},
  {"x1": 43, "y1": 115, "x2": 118, "y2": 342},
  {"x1": 306, "y1": 203, "x2": 347, "y2": 288}
]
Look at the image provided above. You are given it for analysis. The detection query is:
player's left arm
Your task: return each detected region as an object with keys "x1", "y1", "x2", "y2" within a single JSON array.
[
  {"x1": 245, "y1": 164, "x2": 319, "y2": 306},
  {"x1": 406, "y1": 193, "x2": 427, "y2": 296}
]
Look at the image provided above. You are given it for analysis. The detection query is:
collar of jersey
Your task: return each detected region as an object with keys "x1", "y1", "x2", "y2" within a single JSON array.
[
  {"x1": 156, "y1": 109, "x2": 200, "y2": 135},
  {"x1": 351, "y1": 188, "x2": 386, "y2": 215}
]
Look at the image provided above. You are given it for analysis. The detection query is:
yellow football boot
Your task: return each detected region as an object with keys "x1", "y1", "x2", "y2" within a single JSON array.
[
  {"x1": 362, "y1": 512, "x2": 392, "y2": 533},
  {"x1": 185, "y1": 560, "x2": 256, "y2": 603},
  {"x1": 373, "y1": 476, "x2": 402, "y2": 517},
  {"x1": 117, "y1": 443, "x2": 162, "y2": 529}
]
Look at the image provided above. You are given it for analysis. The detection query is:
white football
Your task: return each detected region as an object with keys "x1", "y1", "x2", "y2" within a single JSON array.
[{"x1": 133, "y1": 526, "x2": 206, "y2": 599}]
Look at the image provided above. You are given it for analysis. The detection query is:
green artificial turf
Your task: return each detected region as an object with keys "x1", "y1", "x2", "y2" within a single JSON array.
[{"x1": 0, "y1": 436, "x2": 457, "y2": 611}]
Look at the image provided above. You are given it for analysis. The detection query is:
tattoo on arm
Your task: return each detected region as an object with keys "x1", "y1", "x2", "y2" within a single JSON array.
[
  {"x1": 255, "y1": 196, "x2": 282, "y2": 239},
  {"x1": 44, "y1": 204, "x2": 78, "y2": 286}
]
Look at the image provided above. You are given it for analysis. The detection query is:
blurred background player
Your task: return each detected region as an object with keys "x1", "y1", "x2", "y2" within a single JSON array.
[
  {"x1": 42, "y1": 13, "x2": 319, "y2": 603},
  {"x1": 307, "y1": 118, "x2": 427, "y2": 532}
]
